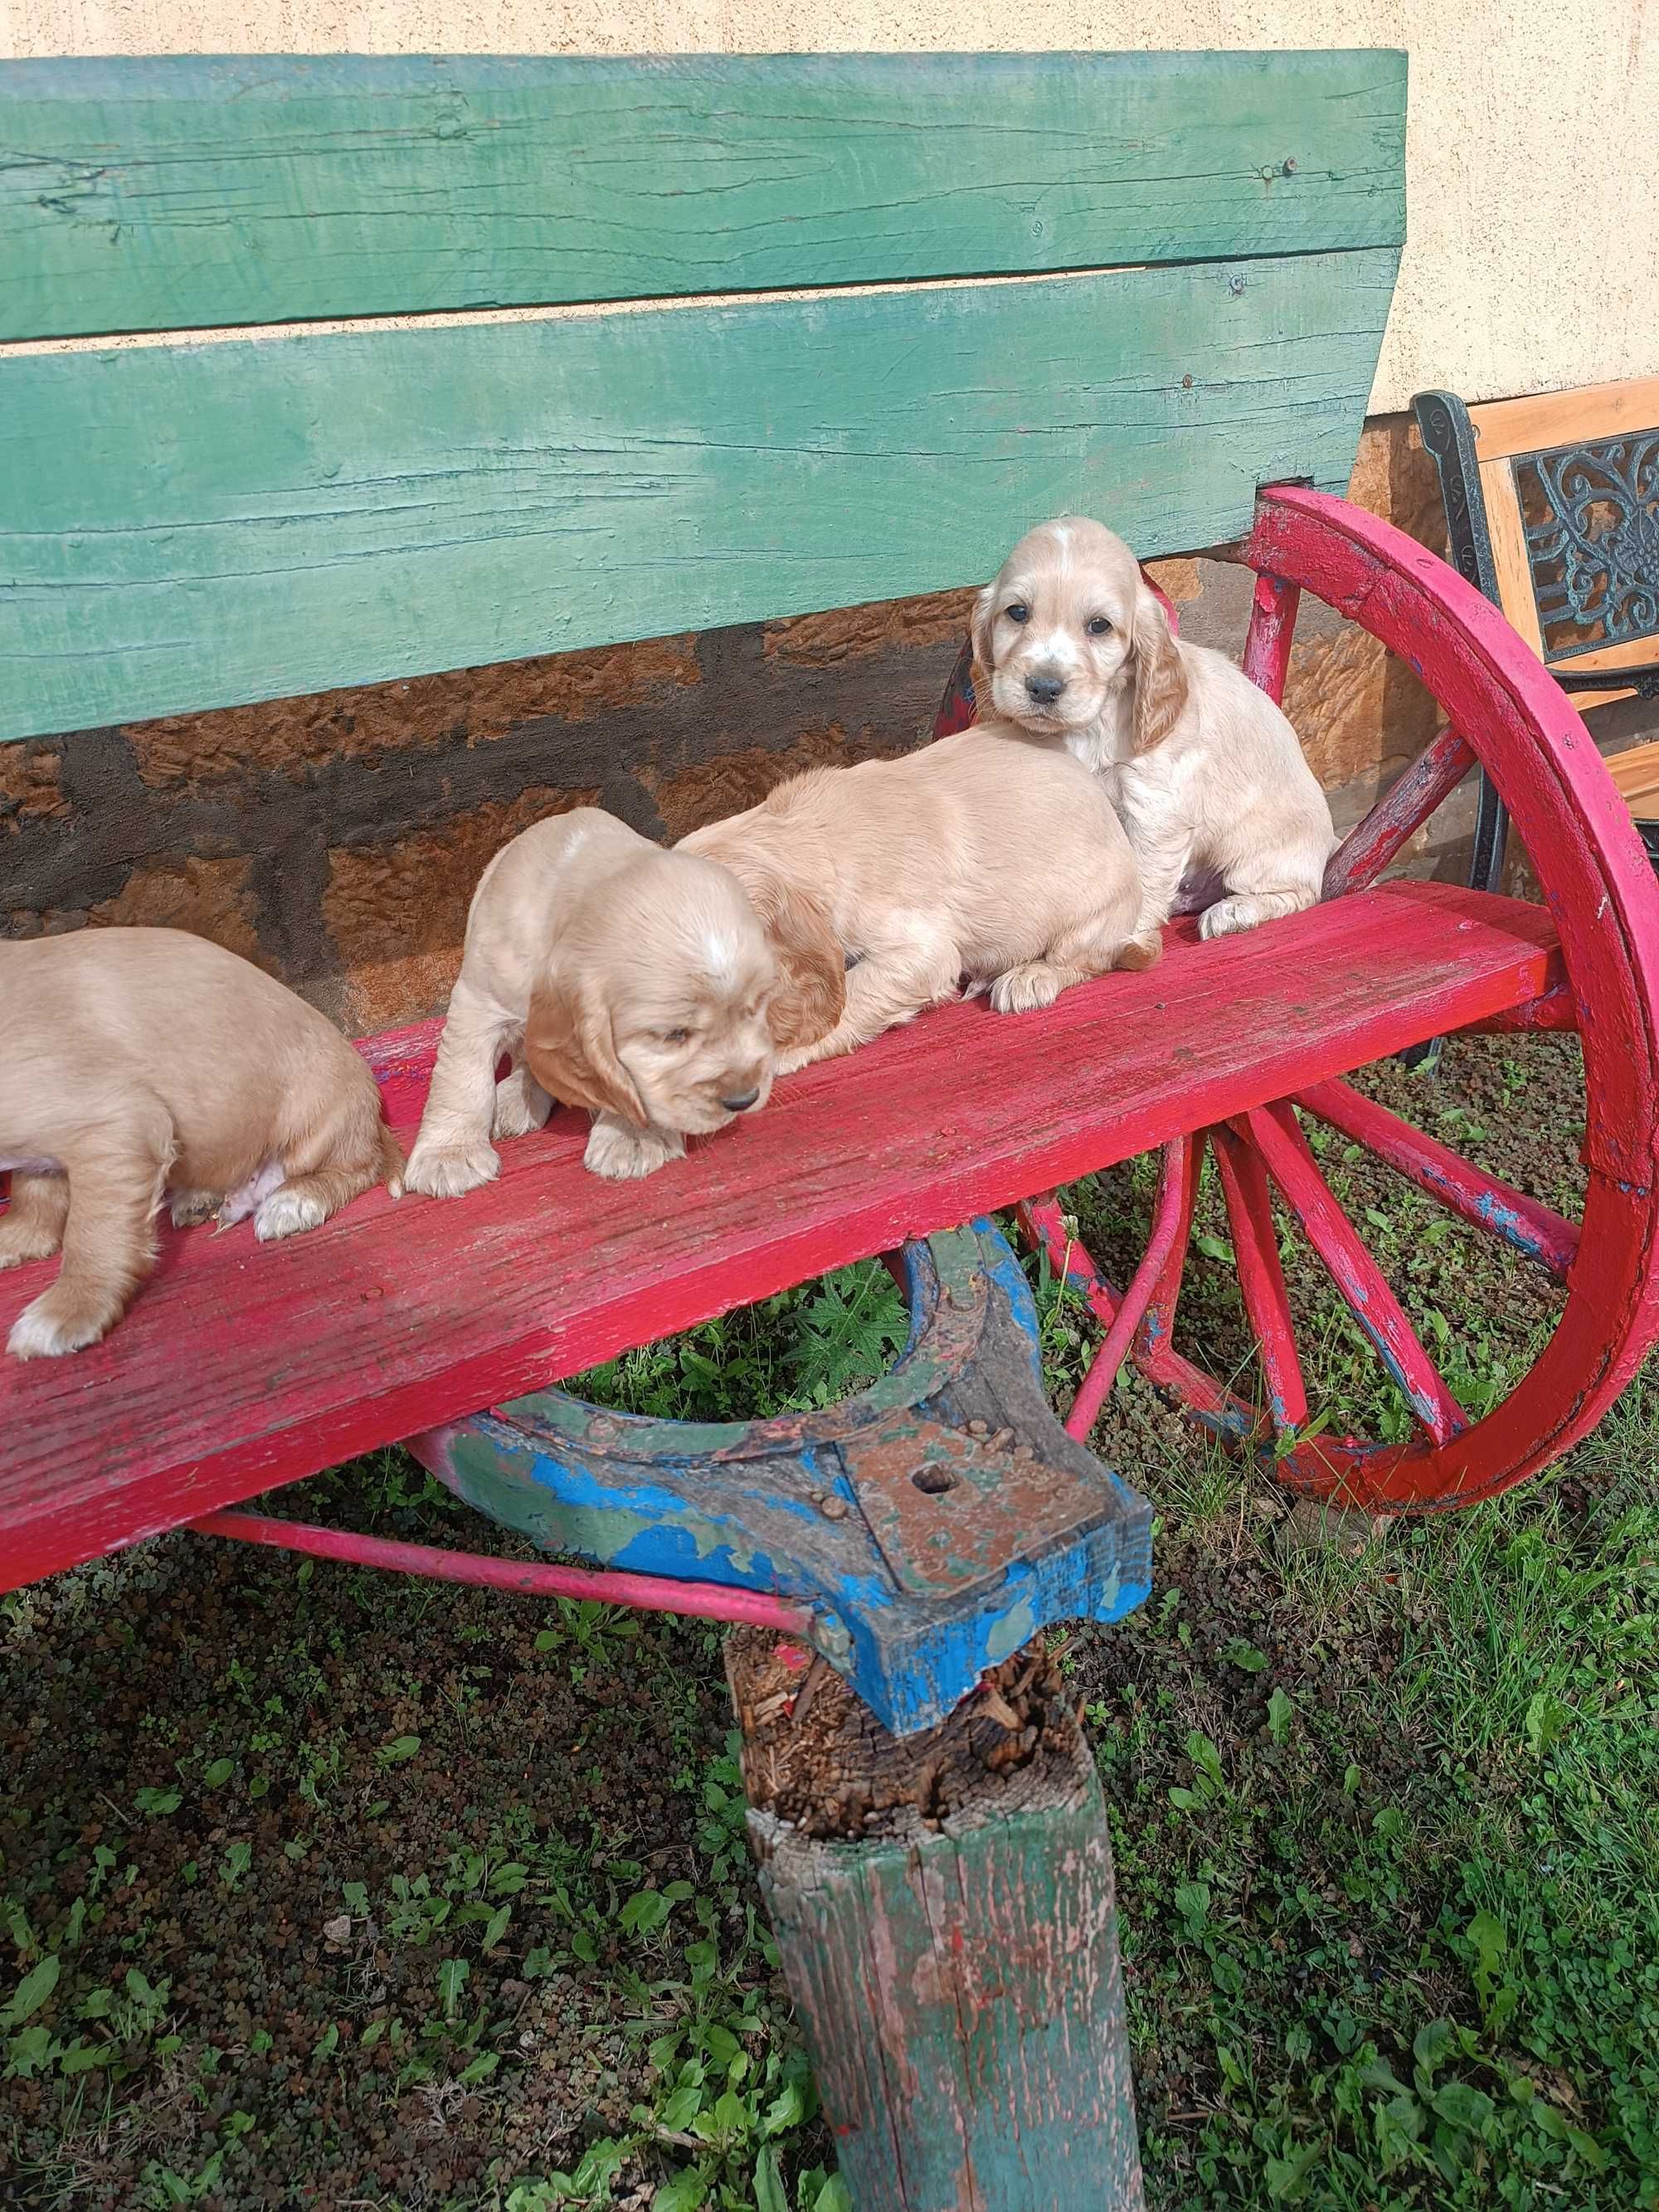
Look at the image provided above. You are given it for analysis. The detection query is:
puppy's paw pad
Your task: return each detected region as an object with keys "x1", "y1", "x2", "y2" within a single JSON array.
[
  {"x1": 169, "y1": 1189, "x2": 223, "y2": 1229},
  {"x1": 584, "y1": 1123, "x2": 682, "y2": 1180},
  {"x1": 989, "y1": 962, "x2": 1063, "y2": 1015},
  {"x1": 491, "y1": 1077, "x2": 552, "y2": 1140},
  {"x1": 405, "y1": 1143, "x2": 500, "y2": 1200},
  {"x1": 255, "y1": 1189, "x2": 328, "y2": 1242},
  {"x1": 7, "y1": 1296, "x2": 109, "y2": 1359}
]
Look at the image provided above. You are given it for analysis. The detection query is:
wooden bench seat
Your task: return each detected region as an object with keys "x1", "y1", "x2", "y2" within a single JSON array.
[{"x1": 0, "y1": 878, "x2": 1559, "y2": 1591}]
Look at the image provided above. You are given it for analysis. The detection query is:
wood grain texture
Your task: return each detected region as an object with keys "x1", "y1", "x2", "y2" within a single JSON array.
[
  {"x1": 0, "y1": 879, "x2": 1559, "y2": 1592},
  {"x1": 0, "y1": 51, "x2": 1408, "y2": 342},
  {"x1": 0, "y1": 248, "x2": 1399, "y2": 744},
  {"x1": 729, "y1": 1631, "x2": 1145, "y2": 2209},
  {"x1": 1478, "y1": 459, "x2": 1548, "y2": 655},
  {"x1": 1468, "y1": 374, "x2": 1659, "y2": 464}
]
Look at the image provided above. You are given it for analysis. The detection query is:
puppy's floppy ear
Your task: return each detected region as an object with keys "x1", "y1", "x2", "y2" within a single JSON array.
[
  {"x1": 970, "y1": 581, "x2": 1000, "y2": 680},
  {"x1": 744, "y1": 872, "x2": 846, "y2": 1053},
  {"x1": 1131, "y1": 577, "x2": 1190, "y2": 754},
  {"x1": 523, "y1": 965, "x2": 648, "y2": 1126}
]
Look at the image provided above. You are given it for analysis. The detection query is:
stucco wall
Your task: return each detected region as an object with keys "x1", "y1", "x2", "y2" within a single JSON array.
[{"x1": 3, "y1": 2, "x2": 1656, "y2": 415}]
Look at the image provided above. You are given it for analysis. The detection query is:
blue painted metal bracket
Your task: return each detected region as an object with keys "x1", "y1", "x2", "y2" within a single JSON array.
[{"x1": 411, "y1": 1220, "x2": 1152, "y2": 1736}]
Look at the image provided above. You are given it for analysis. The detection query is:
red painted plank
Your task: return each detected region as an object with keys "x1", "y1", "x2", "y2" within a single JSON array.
[{"x1": 0, "y1": 879, "x2": 1559, "y2": 1590}]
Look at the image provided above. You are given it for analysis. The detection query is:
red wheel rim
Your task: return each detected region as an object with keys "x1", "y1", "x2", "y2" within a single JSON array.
[{"x1": 941, "y1": 487, "x2": 1659, "y2": 1511}]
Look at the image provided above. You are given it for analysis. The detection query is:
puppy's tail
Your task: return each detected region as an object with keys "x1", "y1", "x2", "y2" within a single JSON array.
[
  {"x1": 377, "y1": 1121, "x2": 407, "y2": 1201},
  {"x1": 1116, "y1": 931, "x2": 1163, "y2": 972}
]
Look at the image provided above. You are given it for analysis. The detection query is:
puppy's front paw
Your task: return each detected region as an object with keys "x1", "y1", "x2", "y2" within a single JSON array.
[
  {"x1": 989, "y1": 960, "x2": 1063, "y2": 1015},
  {"x1": 1199, "y1": 895, "x2": 1302, "y2": 941},
  {"x1": 7, "y1": 1288, "x2": 118, "y2": 1359},
  {"x1": 405, "y1": 1140, "x2": 501, "y2": 1200},
  {"x1": 584, "y1": 1121, "x2": 684, "y2": 1181},
  {"x1": 255, "y1": 1187, "x2": 328, "y2": 1242},
  {"x1": 0, "y1": 1220, "x2": 61, "y2": 1271},
  {"x1": 492, "y1": 1070, "x2": 553, "y2": 1141},
  {"x1": 169, "y1": 1188, "x2": 223, "y2": 1229}
]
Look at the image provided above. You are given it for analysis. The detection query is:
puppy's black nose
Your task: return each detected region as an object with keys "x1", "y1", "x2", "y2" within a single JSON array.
[
  {"x1": 721, "y1": 1088, "x2": 761, "y2": 1113},
  {"x1": 1025, "y1": 673, "x2": 1066, "y2": 705}
]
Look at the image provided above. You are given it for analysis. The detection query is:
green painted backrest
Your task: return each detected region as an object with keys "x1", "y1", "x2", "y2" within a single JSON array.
[{"x1": 0, "y1": 52, "x2": 1406, "y2": 744}]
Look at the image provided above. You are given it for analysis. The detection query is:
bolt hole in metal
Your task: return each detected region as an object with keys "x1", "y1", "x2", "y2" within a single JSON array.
[{"x1": 912, "y1": 1466, "x2": 957, "y2": 1496}]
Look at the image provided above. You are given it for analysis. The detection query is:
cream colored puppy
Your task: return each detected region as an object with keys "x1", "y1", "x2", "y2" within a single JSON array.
[
  {"x1": 681, "y1": 725, "x2": 1155, "y2": 1073},
  {"x1": 975, "y1": 518, "x2": 1335, "y2": 940},
  {"x1": 0, "y1": 928, "x2": 402, "y2": 1360},
  {"x1": 405, "y1": 809, "x2": 819, "y2": 1191}
]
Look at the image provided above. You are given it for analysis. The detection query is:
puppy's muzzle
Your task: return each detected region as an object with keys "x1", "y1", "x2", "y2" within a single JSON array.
[{"x1": 1024, "y1": 673, "x2": 1067, "y2": 707}]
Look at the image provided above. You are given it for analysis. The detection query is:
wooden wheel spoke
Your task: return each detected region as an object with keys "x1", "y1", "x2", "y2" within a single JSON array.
[
  {"x1": 1297, "y1": 1078, "x2": 1579, "y2": 1279},
  {"x1": 1210, "y1": 1125, "x2": 1309, "y2": 1432},
  {"x1": 1236, "y1": 1101, "x2": 1467, "y2": 1446},
  {"x1": 1323, "y1": 726, "x2": 1478, "y2": 898},
  {"x1": 1062, "y1": 1138, "x2": 1201, "y2": 1441},
  {"x1": 1242, "y1": 571, "x2": 1301, "y2": 703}
]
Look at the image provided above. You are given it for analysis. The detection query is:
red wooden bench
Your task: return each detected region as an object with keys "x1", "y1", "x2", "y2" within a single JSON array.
[{"x1": 4, "y1": 51, "x2": 1657, "y2": 2210}]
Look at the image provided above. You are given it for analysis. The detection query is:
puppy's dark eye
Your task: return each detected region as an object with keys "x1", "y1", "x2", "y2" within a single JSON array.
[
  {"x1": 659, "y1": 1027, "x2": 691, "y2": 1046},
  {"x1": 1005, "y1": 601, "x2": 1030, "y2": 625},
  {"x1": 1087, "y1": 615, "x2": 1112, "y2": 636}
]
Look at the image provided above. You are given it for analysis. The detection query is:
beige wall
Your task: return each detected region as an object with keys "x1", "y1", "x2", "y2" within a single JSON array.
[{"x1": 4, "y1": 2, "x2": 1656, "y2": 416}]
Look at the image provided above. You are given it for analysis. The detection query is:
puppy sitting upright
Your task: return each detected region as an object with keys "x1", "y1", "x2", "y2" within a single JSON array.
[
  {"x1": 0, "y1": 928, "x2": 402, "y2": 1359},
  {"x1": 975, "y1": 518, "x2": 1335, "y2": 941},
  {"x1": 405, "y1": 810, "x2": 826, "y2": 1191}
]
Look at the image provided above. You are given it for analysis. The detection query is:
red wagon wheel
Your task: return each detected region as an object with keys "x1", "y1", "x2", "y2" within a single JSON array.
[{"x1": 937, "y1": 486, "x2": 1659, "y2": 1511}]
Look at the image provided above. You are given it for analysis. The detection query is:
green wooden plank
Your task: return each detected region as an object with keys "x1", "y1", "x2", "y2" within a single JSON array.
[
  {"x1": 0, "y1": 247, "x2": 1399, "y2": 744},
  {"x1": 0, "y1": 51, "x2": 1406, "y2": 341}
]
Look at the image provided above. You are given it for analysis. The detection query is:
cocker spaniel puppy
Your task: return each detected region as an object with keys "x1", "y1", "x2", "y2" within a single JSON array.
[
  {"x1": 975, "y1": 517, "x2": 1335, "y2": 940},
  {"x1": 681, "y1": 725, "x2": 1155, "y2": 1072},
  {"x1": 1, "y1": 927, "x2": 401, "y2": 1359},
  {"x1": 405, "y1": 809, "x2": 829, "y2": 1189}
]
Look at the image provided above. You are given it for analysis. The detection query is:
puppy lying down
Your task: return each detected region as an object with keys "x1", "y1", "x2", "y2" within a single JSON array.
[
  {"x1": 681, "y1": 724, "x2": 1156, "y2": 1072},
  {"x1": 0, "y1": 928, "x2": 402, "y2": 1360},
  {"x1": 405, "y1": 809, "x2": 833, "y2": 1191}
]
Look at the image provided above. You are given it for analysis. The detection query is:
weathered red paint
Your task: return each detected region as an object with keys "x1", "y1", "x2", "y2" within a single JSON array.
[
  {"x1": 1297, "y1": 1077, "x2": 1579, "y2": 1279},
  {"x1": 190, "y1": 1510, "x2": 815, "y2": 1631},
  {"x1": 1238, "y1": 1100, "x2": 1466, "y2": 1445},
  {"x1": 1323, "y1": 723, "x2": 1481, "y2": 899},
  {"x1": 1241, "y1": 570, "x2": 1300, "y2": 702},
  {"x1": 1210, "y1": 1123, "x2": 1308, "y2": 1431},
  {"x1": 0, "y1": 871, "x2": 1559, "y2": 1588},
  {"x1": 1065, "y1": 1140, "x2": 1191, "y2": 1440},
  {"x1": 1235, "y1": 486, "x2": 1659, "y2": 1506},
  {"x1": 5, "y1": 489, "x2": 1656, "y2": 1578}
]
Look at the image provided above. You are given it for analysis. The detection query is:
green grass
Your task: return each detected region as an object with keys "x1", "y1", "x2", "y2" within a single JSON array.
[{"x1": 4, "y1": 1038, "x2": 1656, "y2": 2209}]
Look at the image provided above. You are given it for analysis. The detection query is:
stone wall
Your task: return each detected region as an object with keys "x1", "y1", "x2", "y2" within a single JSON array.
[{"x1": 6, "y1": 411, "x2": 1654, "y2": 1036}]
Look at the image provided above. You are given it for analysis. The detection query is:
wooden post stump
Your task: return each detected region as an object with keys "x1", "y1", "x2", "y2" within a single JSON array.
[{"x1": 727, "y1": 1630, "x2": 1144, "y2": 2212}]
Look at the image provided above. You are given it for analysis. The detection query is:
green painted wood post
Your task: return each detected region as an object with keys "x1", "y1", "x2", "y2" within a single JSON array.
[{"x1": 727, "y1": 1631, "x2": 1144, "y2": 2211}]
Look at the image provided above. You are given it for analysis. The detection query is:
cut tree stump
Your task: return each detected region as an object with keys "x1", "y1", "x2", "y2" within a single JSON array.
[{"x1": 727, "y1": 1630, "x2": 1144, "y2": 2212}]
